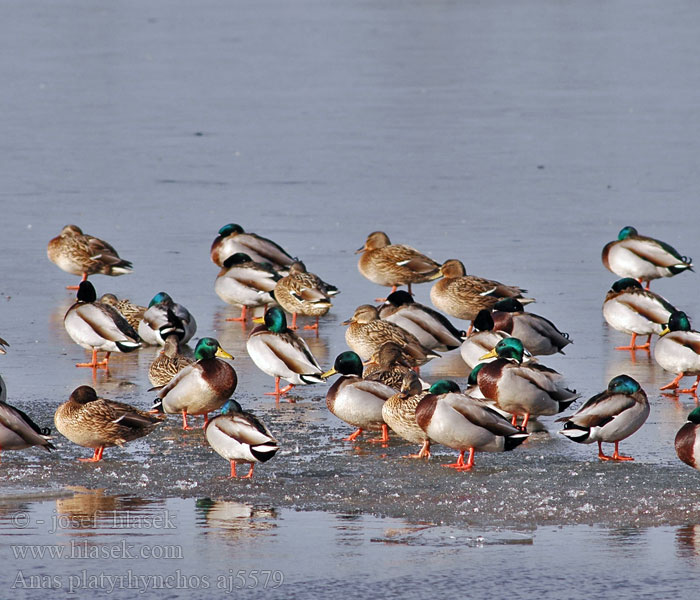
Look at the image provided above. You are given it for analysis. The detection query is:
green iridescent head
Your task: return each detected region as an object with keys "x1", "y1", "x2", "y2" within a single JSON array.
[
  {"x1": 494, "y1": 337, "x2": 525, "y2": 362},
  {"x1": 428, "y1": 379, "x2": 460, "y2": 394},
  {"x1": 194, "y1": 337, "x2": 232, "y2": 361},
  {"x1": 493, "y1": 298, "x2": 524, "y2": 313},
  {"x1": 218, "y1": 223, "x2": 244, "y2": 236},
  {"x1": 617, "y1": 226, "x2": 638, "y2": 240},
  {"x1": 264, "y1": 306, "x2": 289, "y2": 333},
  {"x1": 149, "y1": 291, "x2": 173, "y2": 308},
  {"x1": 329, "y1": 351, "x2": 363, "y2": 377},
  {"x1": 467, "y1": 363, "x2": 485, "y2": 386},
  {"x1": 607, "y1": 374, "x2": 641, "y2": 395},
  {"x1": 687, "y1": 407, "x2": 700, "y2": 425},
  {"x1": 611, "y1": 278, "x2": 642, "y2": 293},
  {"x1": 667, "y1": 311, "x2": 691, "y2": 333}
]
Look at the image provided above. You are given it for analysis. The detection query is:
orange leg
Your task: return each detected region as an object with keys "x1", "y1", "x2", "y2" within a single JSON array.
[
  {"x1": 303, "y1": 316, "x2": 320, "y2": 331},
  {"x1": 660, "y1": 372, "x2": 684, "y2": 391},
  {"x1": 367, "y1": 424, "x2": 390, "y2": 443},
  {"x1": 241, "y1": 464, "x2": 255, "y2": 479},
  {"x1": 680, "y1": 375, "x2": 700, "y2": 395},
  {"x1": 76, "y1": 349, "x2": 110, "y2": 369},
  {"x1": 202, "y1": 413, "x2": 210, "y2": 429},
  {"x1": 615, "y1": 332, "x2": 651, "y2": 351},
  {"x1": 374, "y1": 285, "x2": 397, "y2": 303},
  {"x1": 442, "y1": 448, "x2": 475, "y2": 470},
  {"x1": 230, "y1": 460, "x2": 237, "y2": 478},
  {"x1": 264, "y1": 378, "x2": 295, "y2": 399},
  {"x1": 79, "y1": 447, "x2": 105, "y2": 462},
  {"x1": 521, "y1": 413, "x2": 530, "y2": 429},
  {"x1": 405, "y1": 439, "x2": 431, "y2": 459},
  {"x1": 343, "y1": 428, "x2": 363, "y2": 442},
  {"x1": 181, "y1": 410, "x2": 194, "y2": 430},
  {"x1": 466, "y1": 322, "x2": 474, "y2": 336},
  {"x1": 226, "y1": 306, "x2": 247, "y2": 322},
  {"x1": 611, "y1": 441, "x2": 634, "y2": 461},
  {"x1": 289, "y1": 313, "x2": 299, "y2": 330},
  {"x1": 66, "y1": 272, "x2": 88, "y2": 290}
]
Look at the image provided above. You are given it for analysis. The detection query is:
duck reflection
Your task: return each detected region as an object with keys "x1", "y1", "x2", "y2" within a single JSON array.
[
  {"x1": 676, "y1": 524, "x2": 700, "y2": 562},
  {"x1": 195, "y1": 498, "x2": 277, "y2": 538}
]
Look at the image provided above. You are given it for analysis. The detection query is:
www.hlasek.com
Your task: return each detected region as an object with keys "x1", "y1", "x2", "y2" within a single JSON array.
[
  {"x1": 12, "y1": 569, "x2": 285, "y2": 594},
  {"x1": 11, "y1": 539, "x2": 183, "y2": 561}
]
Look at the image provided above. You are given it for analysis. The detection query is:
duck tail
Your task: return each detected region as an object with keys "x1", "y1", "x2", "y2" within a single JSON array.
[
  {"x1": 558, "y1": 422, "x2": 590, "y2": 443},
  {"x1": 504, "y1": 433, "x2": 529, "y2": 451}
]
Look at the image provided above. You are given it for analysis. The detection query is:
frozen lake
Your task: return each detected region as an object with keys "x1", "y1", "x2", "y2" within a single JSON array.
[{"x1": 2, "y1": 0, "x2": 700, "y2": 597}]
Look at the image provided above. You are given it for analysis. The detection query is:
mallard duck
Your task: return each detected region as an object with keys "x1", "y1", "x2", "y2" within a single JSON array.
[
  {"x1": 151, "y1": 337, "x2": 237, "y2": 429},
  {"x1": 204, "y1": 399, "x2": 279, "y2": 478},
  {"x1": 99, "y1": 293, "x2": 146, "y2": 331},
  {"x1": 356, "y1": 231, "x2": 441, "y2": 296},
  {"x1": 602, "y1": 226, "x2": 693, "y2": 288},
  {"x1": 47, "y1": 225, "x2": 133, "y2": 287},
  {"x1": 273, "y1": 261, "x2": 337, "y2": 330},
  {"x1": 0, "y1": 395, "x2": 55, "y2": 460},
  {"x1": 363, "y1": 342, "x2": 426, "y2": 390},
  {"x1": 210, "y1": 223, "x2": 296, "y2": 272},
  {"x1": 379, "y1": 290, "x2": 465, "y2": 351},
  {"x1": 246, "y1": 306, "x2": 324, "y2": 398},
  {"x1": 382, "y1": 373, "x2": 434, "y2": 458},
  {"x1": 430, "y1": 259, "x2": 534, "y2": 328},
  {"x1": 490, "y1": 298, "x2": 571, "y2": 356},
  {"x1": 602, "y1": 278, "x2": 677, "y2": 351},
  {"x1": 148, "y1": 332, "x2": 194, "y2": 387},
  {"x1": 675, "y1": 407, "x2": 700, "y2": 470},
  {"x1": 64, "y1": 281, "x2": 141, "y2": 369},
  {"x1": 343, "y1": 304, "x2": 439, "y2": 366},
  {"x1": 653, "y1": 311, "x2": 700, "y2": 394},
  {"x1": 214, "y1": 252, "x2": 281, "y2": 322},
  {"x1": 322, "y1": 351, "x2": 397, "y2": 442},
  {"x1": 415, "y1": 379, "x2": 529, "y2": 470},
  {"x1": 459, "y1": 310, "x2": 509, "y2": 369},
  {"x1": 476, "y1": 337, "x2": 579, "y2": 427},
  {"x1": 0, "y1": 336, "x2": 9, "y2": 355},
  {"x1": 557, "y1": 375, "x2": 649, "y2": 461},
  {"x1": 138, "y1": 292, "x2": 197, "y2": 346},
  {"x1": 55, "y1": 385, "x2": 163, "y2": 462}
]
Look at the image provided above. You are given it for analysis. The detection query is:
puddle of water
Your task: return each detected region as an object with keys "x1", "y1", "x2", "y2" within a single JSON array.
[{"x1": 0, "y1": 490, "x2": 699, "y2": 599}]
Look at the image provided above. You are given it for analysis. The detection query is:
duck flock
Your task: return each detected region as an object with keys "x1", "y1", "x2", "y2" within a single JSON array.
[{"x1": 2, "y1": 223, "x2": 700, "y2": 479}]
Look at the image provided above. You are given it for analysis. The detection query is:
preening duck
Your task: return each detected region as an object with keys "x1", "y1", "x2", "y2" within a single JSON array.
[{"x1": 210, "y1": 223, "x2": 296, "y2": 272}]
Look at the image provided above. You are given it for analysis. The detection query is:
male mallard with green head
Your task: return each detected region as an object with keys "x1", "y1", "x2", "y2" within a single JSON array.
[
  {"x1": 653, "y1": 311, "x2": 700, "y2": 394},
  {"x1": 152, "y1": 337, "x2": 237, "y2": 429},
  {"x1": 210, "y1": 223, "x2": 296, "y2": 272},
  {"x1": 602, "y1": 226, "x2": 692, "y2": 289},
  {"x1": 64, "y1": 281, "x2": 141, "y2": 369},
  {"x1": 246, "y1": 306, "x2": 324, "y2": 398},
  {"x1": 557, "y1": 375, "x2": 649, "y2": 461},
  {"x1": 475, "y1": 337, "x2": 579, "y2": 428},
  {"x1": 675, "y1": 407, "x2": 700, "y2": 470},
  {"x1": 415, "y1": 379, "x2": 529, "y2": 470},
  {"x1": 322, "y1": 351, "x2": 396, "y2": 442},
  {"x1": 205, "y1": 400, "x2": 279, "y2": 478},
  {"x1": 214, "y1": 252, "x2": 281, "y2": 322},
  {"x1": 602, "y1": 278, "x2": 677, "y2": 351}
]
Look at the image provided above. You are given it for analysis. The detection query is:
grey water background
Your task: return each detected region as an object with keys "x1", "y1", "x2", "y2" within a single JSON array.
[{"x1": 3, "y1": 0, "x2": 700, "y2": 597}]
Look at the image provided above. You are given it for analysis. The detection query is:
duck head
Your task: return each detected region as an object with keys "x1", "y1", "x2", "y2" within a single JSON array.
[
  {"x1": 660, "y1": 311, "x2": 692, "y2": 336},
  {"x1": 607, "y1": 374, "x2": 641, "y2": 395},
  {"x1": 479, "y1": 337, "x2": 526, "y2": 362},
  {"x1": 322, "y1": 351, "x2": 363, "y2": 379},
  {"x1": 194, "y1": 337, "x2": 233, "y2": 361},
  {"x1": 428, "y1": 379, "x2": 460, "y2": 394},
  {"x1": 77, "y1": 281, "x2": 97, "y2": 303},
  {"x1": 356, "y1": 231, "x2": 391, "y2": 253},
  {"x1": 218, "y1": 223, "x2": 244, "y2": 237},
  {"x1": 493, "y1": 298, "x2": 525, "y2": 313},
  {"x1": 148, "y1": 291, "x2": 174, "y2": 308},
  {"x1": 617, "y1": 226, "x2": 638, "y2": 240},
  {"x1": 70, "y1": 385, "x2": 99, "y2": 404}
]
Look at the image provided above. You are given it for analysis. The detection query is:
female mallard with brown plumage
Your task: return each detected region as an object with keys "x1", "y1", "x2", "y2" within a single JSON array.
[
  {"x1": 47, "y1": 225, "x2": 133, "y2": 288},
  {"x1": 653, "y1": 311, "x2": 700, "y2": 394},
  {"x1": 557, "y1": 375, "x2": 649, "y2": 461},
  {"x1": 382, "y1": 372, "x2": 433, "y2": 458},
  {"x1": 430, "y1": 259, "x2": 534, "y2": 329},
  {"x1": 602, "y1": 226, "x2": 693, "y2": 289},
  {"x1": 475, "y1": 337, "x2": 579, "y2": 428},
  {"x1": 205, "y1": 400, "x2": 279, "y2": 479},
  {"x1": 363, "y1": 342, "x2": 425, "y2": 390},
  {"x1": 246, "y1": 306, "x2": 324, "y2": 398},
  {"x1": 99, "y1": 293, "x2": 146, "y2": 331},
  {"x1": 356, "y1": 231, "x2": 441, "y2": 296},
  {"x1": 210, "y1": 223, "x2": 296, "y2": 272},
  {"x1": 602, "y1": 278, "x2": 677, "y2": 351},
  {"x1": 148, "y1": 332, "x2": 194, "y2": 387},
  {"x1": 415, "y1": 379, "x2": 529, "y2": 470},
  {"x1": 55, "y1": 386, "x2": 163, "y2": 462},
  {"x1": 64, "y1": 281, "x2": 141, "y2": 369},
  {"x1": 343, "y1": 304, "x2": 439, "y2": 366},
  {"x1": 322, "y1": 351, "x2": 396, "y2": 442},
  {"x1": 379, "y1": 290, "x2": 464, "y2": 351},
  {"x1": 214, "y1": 252, "x2": 281, "y2": 322},
  {"x1": 152, "y1": 337, "x2": 237, "y2": 429},
  {"x1": 273, "y1": 261, "x2": 338, "y2": 330},
  {"x1": 490, "y1": 298, "x2": 571, "y2": 356}
]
